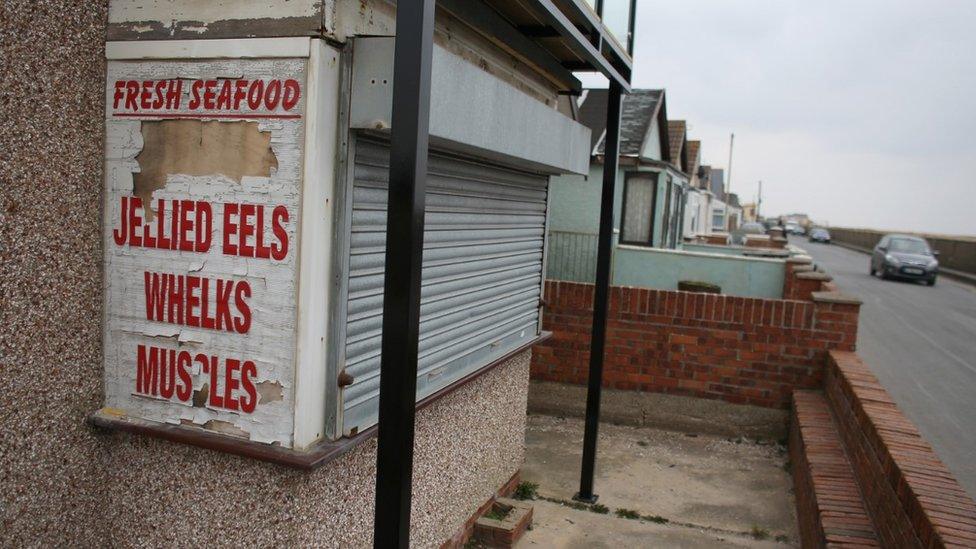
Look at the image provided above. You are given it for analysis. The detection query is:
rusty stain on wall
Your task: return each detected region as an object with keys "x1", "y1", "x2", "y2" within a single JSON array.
[{"x1": 134, "y1": 120, "x2": 278, "y2": 219}]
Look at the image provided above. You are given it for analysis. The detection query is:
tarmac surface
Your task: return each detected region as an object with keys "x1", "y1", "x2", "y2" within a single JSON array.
[{"x1": 795, "y1": 236, "x2": 976, "y2": 499}]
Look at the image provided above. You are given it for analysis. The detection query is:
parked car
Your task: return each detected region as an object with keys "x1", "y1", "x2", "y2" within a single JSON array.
[
  {"x1": 808, "y1": 228, "x2": 831, "y2": 243},
  {"x1": 870, "y1": 234, "x2": 939, "y2": 285},
  {"x1": 784, "y1": 222, "x2": 802, "y2": 235},
  {"x1": 731, "y1": 221, "x2": 767, "y2": 245}
]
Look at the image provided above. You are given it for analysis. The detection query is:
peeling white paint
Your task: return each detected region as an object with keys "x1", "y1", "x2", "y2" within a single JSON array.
[{"x1": 102, "y1": 56, "x2": 307, "y2": 447}]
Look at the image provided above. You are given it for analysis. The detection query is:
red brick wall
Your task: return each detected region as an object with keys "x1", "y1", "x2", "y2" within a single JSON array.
[
  {"x1": 532, "y1": 280, "x2": 860, "y2": 409},
  {"x1": 824, "y1": 351, "x2": 976, "y2": 547}
]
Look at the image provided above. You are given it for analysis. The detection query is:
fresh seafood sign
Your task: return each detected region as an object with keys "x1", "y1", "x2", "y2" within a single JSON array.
[{"x1": 101, "y1": 57, "x2": 306, "y2": 445}]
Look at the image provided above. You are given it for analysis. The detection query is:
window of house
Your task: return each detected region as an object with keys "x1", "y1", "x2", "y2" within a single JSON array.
[
  {"x1": 672, "y1": 186, "x2": 685, "y2": 246},
  {"x1": 661, "y1": 177, "x2": 673, "y2": 246},
  {"x1": 712, "y1": 208, "x2": 725, "y2": 230},
  {"x1": 620, "y1": 175, "x2": 657, "y2": 245}
]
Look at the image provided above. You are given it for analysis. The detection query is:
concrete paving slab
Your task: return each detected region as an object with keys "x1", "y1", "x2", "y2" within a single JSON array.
[{"x1": 520, "y1": 414, "x2": 798, "y2": 546}]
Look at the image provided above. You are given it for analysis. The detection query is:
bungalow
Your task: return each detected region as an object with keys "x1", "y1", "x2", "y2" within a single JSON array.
[{"x1": 547, "y1": 88, "x2": 693, "y2": 282}]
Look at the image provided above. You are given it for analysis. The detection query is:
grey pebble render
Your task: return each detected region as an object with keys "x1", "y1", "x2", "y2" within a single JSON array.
[{"x1": 0, "y1": 2, "x2": 530, "y2": 546}]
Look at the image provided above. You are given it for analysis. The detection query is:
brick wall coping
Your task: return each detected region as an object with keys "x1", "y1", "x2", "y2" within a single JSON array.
[
  {"x1": 617, "y1": 243, "x2": 786, "y2": 264},
  {"x1": 811, "y1": 291, "x2": 862, "y2": 305},
  {"x1": 827, "y1": 351, "x2": 976, "y2": 547},
  {"x1": 796, "y1": 271, "x2": 833, "y2": 282},
  {"x1": 786, "y1": 255, "x2": 813, "y2": 264}
]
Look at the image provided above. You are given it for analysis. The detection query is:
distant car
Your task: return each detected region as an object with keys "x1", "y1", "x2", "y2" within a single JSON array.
[
  {"x1": 808, "y1": 228, "x2": 831, "y2": 243},
  {"x1": 784, "y1": 222, "x2": 802, "y2": 235},
  {"x1": 870, "y1": 234, "x2": 939, "y2": 286}
]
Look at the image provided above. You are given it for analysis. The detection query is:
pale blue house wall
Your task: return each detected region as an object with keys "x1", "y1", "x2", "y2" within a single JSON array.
[{"x1": 611, "y1": 246, "x2": 786, "y2": 299}]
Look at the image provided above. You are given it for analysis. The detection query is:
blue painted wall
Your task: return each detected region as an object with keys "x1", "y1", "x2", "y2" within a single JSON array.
[{"x1": 611, "y1": 245, "x2": 786, "y2": 298}]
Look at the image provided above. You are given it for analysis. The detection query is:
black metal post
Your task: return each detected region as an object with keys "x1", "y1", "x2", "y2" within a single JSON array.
[
  {"x1": 575, "y1": 81, "x2": 623, "y2": 504},
  {"x1": 373, "y1": 0, "x2": 436, "y2": 547},
  {"x1": 627, "y1": 0, "x2": 638, "y2": 56}
]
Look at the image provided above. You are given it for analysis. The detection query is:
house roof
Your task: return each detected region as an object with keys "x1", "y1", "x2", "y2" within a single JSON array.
[
  {"x1": 581, "y1": 89, "x2": 669, "y2": 161},
  {"x1": 578, "y1": 90, "x2": 609, "y2": 153},
  {"x1": 668, "y1": 120, "x2": 686, "y2": 166},
  {"x1": 685, "y1": 140, "x2": 701, "y2": 179}
]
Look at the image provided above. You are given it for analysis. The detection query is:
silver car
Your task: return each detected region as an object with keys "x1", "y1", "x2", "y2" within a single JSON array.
[{"x1": 870, "y1": 234, "x2": 939, "y2": 286}]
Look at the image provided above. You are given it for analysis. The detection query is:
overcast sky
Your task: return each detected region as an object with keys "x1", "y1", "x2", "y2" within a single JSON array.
[{"x1": 586, "y1": 0, "x2": 976, "y2": 235}]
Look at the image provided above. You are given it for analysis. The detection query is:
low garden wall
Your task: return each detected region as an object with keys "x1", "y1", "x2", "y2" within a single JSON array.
[
  {"x1": 822, "y1": 351, "x2": 976, "y2": 547},
  {"x1": 532, "y1": 280, "x2": 859, "y2": 409},
  {"x1": 612, "y1": 245, "x2": 787, "y2": 299}
]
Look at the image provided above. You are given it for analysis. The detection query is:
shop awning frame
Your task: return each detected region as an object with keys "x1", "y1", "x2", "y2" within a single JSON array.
[{"x1": 373, "y1": 0, "x2": 634, "y2": 545}]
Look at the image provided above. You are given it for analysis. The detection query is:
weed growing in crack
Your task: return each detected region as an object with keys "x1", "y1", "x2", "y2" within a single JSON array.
[
  {"x1": 643, "y1": 514, "x2": 669, "y2": 524},
  {"x1": 513, "y1": 481, "x2": 539, "y2": 501},
  {"x1": 615, "y1": 508, "x2": 640, "y2": 519}
]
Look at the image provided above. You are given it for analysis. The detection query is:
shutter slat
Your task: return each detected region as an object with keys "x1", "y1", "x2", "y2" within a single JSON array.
[{"x1": 340, "y1": 139, "x2": 547, "y2": 435}]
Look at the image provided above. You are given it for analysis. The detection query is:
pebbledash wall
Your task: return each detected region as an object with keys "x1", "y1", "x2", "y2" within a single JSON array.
[
  {"x1": 0, "y1": 2, "x2": 537, "y2": 547},
  {"x1": 532, "y1": 280, "x2": 859, "y2": 409}
]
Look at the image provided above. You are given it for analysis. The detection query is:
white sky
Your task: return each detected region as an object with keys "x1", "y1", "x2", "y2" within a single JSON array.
[{"x1": 585, "y1": 0, "x2": 976, "y2": 235}]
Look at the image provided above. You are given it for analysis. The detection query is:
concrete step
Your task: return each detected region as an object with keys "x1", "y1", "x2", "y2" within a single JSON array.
[{"x1": 790, "y1": 390, "x2": 879, "y2": 548}]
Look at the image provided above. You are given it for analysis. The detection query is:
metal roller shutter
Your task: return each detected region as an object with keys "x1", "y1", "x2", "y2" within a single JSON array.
[{"x1": 340, "y1": 138, "x2": 548, "y2": 435}]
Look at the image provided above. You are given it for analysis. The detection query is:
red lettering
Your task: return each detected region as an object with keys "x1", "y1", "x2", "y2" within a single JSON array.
[
  {"x1": 144, "y1": 271, "x2": 167, "y2": 322},
  {"x1": 240, "y1": 361, "x2": 257, "y2": 413},
  {"x1": 200, "y1": 277, "x2": 215, "y2": 330},
  {"x1": 239, "y1": 203, "x2": 255, "y2": 257},
  {"x1": 154, "y1": 199, "x2": 171, "y2": 249},
  {"x1": 159, "y1": 348, "x2": 175, "y2": 399},
  {"x1": 178, "y1": 199, "x2": 194, "y2": 252},
  {"x1": 142, "y1": 203, "x2": 156, "y2": 248},
  {"x1": 186, "y1": 275, "x2": 201, "y2": 327},
  {"x1": 136, "y1": 344, "x2": 159, "y2": 395},
  {"x1": 128, "y1": 197, "x2": 143, "y2": 247},
  {"x1": 271, "y1": 205, "x2": 289, "y2": 260},
  {"x1": 165, "y1": 80, "x2": 182, "y2": 109},
  {"x1": 170, "y1": 200, "x2": 180, "y2": 250},
  {"x1": 255, "y1": 205, "x2": 271, "y2": 259},
  {"x1": 140, "y1": 80, "x2": 153, "y2": 110},
  {"x1": 176, "y1": 351, "x2": 192, "y2": 402},
  {"x1": 152, "y1": 80, "x2": 166, "y2": 109},
  {"x1": 113, "y1": 196, "x2": 128, "y2": 245},
  {"x1": 167, "y1": 273, "x2": 184, "y2": 325},
  {"x1": 223, "y1": 358, "x2": 241, "y2": 411},
  {"x1": 188, "y1": 80, "x2": 203, "y2": 110},
  {"x1": 113, "y1": 81, "x2": 126, "y2": 110},
  {"x1": 234, "y1": 281, "x2": 251, "y2": 334},
  {"x1": 125, "y1": 81, "x2": 139, "y2": 110},
  {"x1": 203, "y1": 80, "x2": 217, "y2": 110},
  {"x1": 215, "y1": 279, "x2": 233, "y2": 331},
  {"x1": 264, "y1": 79, "x2": 281, "y2": 110},
  {"x1": 216, "y1": 79, "x2": 232, "y2": 110},
  {"x1": 282, "y1": 79, "x2": 301, "y2": 110},
  {"x1": 247, "y1": 80, "x2": 264, "y2": 110},
  {"x1": 206, "y1": 354, "x2": 224, "y2": 408},
  {"x1": 195, "y1": 201, "x2": 212, "y2": 252},
  {"x1": 233, "y1": 80, "x2": 248, "y2": 109},
  {"x1": 222, "y1": 203, "x2": 239, "y2": 256}
]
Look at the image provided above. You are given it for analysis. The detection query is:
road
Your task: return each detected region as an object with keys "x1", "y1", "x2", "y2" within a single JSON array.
[{"x1": 794, "y1": 237, "x2": 976, "y2": 499}]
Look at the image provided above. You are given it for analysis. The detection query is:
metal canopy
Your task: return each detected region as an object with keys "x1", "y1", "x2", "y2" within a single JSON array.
[
  {"x1": 439, "y1": 0, "x2": 633, "y2": 93},
  {"x1": 373, "y1": 1, "x2": 634, "y2": 545}
]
